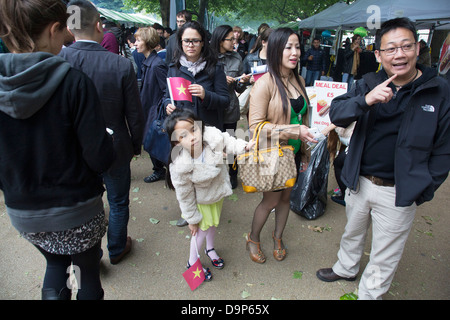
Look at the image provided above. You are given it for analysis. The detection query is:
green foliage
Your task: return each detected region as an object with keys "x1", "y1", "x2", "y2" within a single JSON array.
[
  {"x1": 340, "y1": 292, "x2": 358, "y2": 300},
  {"x1": 119, "y1": 0, "x2": 343, "y2": 28}
]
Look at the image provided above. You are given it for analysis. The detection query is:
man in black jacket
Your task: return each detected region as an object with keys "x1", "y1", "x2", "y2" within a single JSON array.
[
  {"x1": 61, "y1": 0, "x2": 145, "y2": 265},
  {"x1": 316, "y1": 18, "x2": 450, "y2": 299}
]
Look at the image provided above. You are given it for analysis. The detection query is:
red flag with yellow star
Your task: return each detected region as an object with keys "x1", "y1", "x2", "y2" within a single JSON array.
[
  {"x1": 182, "y1": 258, "x2": 205, "y2": 291},
  {"x1": 167, "y1": 77, "x2": 193, "y2": 102}
]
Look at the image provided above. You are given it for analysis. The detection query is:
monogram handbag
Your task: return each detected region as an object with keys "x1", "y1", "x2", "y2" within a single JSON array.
[{"x1": 236, "y1": 121, "x2": 297, "y2": 193}]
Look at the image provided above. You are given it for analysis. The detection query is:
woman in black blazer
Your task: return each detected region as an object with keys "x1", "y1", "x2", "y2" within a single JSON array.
[{"x1": 164, "y1": 21, "x2": 229, "y2": 131}]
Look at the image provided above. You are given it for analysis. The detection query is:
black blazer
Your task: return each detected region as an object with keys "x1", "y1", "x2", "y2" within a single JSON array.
[{"x1": 60, "y1": 41, "x2": 145, "y2": 168}]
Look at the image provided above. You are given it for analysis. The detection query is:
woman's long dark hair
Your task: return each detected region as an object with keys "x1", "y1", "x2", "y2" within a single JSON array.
[
  {"x1": 250, "y1": 27, "x2": 272, "y2": 54},
  {"x1": 163, "y1": 108, "x2": 205, "y2": 190},
  {"x1": 266, "y1": 28, "x2": 310, "y2": 117},
  {"x1": 210, "y1": 24, "x2": 233, "y2": 57},
  {"x1": 172, "y1": 21, "x2": 217, "y2": 79}
]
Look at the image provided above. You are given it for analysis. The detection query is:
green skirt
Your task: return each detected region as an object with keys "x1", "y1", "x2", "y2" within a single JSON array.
[{"x1": 197, "y1": 198, "x2": 224, "y2": 231}]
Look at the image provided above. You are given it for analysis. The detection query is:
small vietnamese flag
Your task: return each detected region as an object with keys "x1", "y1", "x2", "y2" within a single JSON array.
[
  {"x1": 167, "y1": 77, "x2": 193, "y2": 103},
  {"x1": 182, "y1": 258, "x2": 205, "y2": 291}
]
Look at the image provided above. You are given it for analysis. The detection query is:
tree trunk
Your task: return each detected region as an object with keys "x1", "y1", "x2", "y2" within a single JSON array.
[
  {"x1": 160, "y1": 0, "x2": 170, "y2": 27},
  {"x1": 198, "y1": 0, "x2": 208, "y2": 27}
]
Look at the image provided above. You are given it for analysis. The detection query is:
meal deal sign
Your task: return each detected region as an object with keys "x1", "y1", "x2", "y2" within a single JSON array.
[{"x1": 310, "y1": 80, "x2": 348, "y2": 132}]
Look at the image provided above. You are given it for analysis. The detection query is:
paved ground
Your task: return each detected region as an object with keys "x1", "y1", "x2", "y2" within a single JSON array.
[{"x1": 1, "y1": 139, "x2": 449, "y2": 302}]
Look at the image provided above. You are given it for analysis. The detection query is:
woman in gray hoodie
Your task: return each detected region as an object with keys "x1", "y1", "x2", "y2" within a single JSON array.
[{"x1": 0, "y1": 0, "x2": 114, "y2": 300}]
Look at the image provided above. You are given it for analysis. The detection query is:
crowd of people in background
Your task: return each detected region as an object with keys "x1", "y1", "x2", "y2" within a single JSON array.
[{"x1": 1, "y1": 0, "x2": 449, "y2": 302}]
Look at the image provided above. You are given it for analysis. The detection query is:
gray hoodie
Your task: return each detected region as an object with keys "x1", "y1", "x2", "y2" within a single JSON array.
[{"x1": 0, "y1": 52, "x2": 71, "y2": 119}]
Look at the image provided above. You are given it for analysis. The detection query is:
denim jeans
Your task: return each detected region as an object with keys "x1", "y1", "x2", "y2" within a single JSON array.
[
  {"x1": 150, "y1": 156, "x2": 166, "y2": 176},
  {"x1": 342, "y1": 73, "x2": 354, "y2": 90},
  {"x1": 103, "y1": 163, "x2": 131, "y2": 258},
  {"x1": 305, "y1": 70, "x2": 321, "y2": 86}
]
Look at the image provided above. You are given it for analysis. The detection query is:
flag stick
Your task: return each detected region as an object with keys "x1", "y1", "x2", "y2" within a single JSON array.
[{"x1": 167, "y1": 77, "x2": 174, "y2": 106}]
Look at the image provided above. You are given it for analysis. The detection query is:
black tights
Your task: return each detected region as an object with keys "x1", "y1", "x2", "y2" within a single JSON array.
[
  {"x1": 35, "y1": 241, "x2": 103, "y2": 300},
  {"x1": 250, "y1": 188, "x2": 292, "y2": 244},
  {"x1": 249, "y1": 151, "x2": 301, "y2": 246}
]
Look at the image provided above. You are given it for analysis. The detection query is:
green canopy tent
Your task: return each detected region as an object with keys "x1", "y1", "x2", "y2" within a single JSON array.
[
  {"x1": 95, "y1": 7, "x2": 160, "y2": 26},
  {"x1": 276, "y1": 20, "x2": 300, "y2": 31}
]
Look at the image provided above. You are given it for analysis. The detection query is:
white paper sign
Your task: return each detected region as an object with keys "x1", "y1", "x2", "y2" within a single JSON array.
[{"x1": 310, "y1": 80, "x2": 347, "y2": 132}]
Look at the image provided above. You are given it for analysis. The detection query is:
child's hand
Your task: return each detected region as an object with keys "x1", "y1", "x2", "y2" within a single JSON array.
[
  {"x1": 245, "y1": 139, "x2": 256, "y2": 151},
  {"x1": 189, "y1": 223, "x2": 199, "y2": 236}
]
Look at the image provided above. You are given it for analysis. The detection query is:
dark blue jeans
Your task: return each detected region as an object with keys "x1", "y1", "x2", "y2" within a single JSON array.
[
  {"x1": 103, "y1": 163, "x2": 131, "y2": 259},
  {"x1": 305, "y1": 70, "x2": 321, "y2": 86}
]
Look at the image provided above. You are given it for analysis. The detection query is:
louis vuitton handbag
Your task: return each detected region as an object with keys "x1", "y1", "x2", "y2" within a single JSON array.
[{"x1": 236, "y1": 121, "x2": 297, "y2": 193}]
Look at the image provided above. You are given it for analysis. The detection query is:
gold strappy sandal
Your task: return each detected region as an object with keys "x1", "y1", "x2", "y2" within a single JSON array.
[
  {"x1": 272, "y1": 232, "x2": 287, "y2": 261},
  {"x1": 246, "y1": 233, "x2": 266, "y2": 264}
]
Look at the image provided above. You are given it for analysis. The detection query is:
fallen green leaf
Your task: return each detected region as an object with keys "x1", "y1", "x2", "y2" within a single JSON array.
[
  {"x1": 228, "y1": 193, "x2": 238, "y2": 202},
  {"x1": 241, "y1": 290, "x2": 251, "y2": 299},
  {"x1": 293, "y1": 271, "x2": 303, "y2": 279},
  {"x1": 149, "y1": 218, "x2": 160, "y2": 224}
]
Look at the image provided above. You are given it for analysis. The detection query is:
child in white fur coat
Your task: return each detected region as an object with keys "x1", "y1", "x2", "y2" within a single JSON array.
[{"x1": 165, "y1": 109, "x2": 254, "y2": 281}]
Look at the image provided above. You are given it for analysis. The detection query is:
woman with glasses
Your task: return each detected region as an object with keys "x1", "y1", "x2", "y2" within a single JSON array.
[
  {"x1": 210, "y1": 25, "x2": 251, "y2": 188},
  {"x1": 164, "y1": 21, "x2": 229, "y2": 132}
]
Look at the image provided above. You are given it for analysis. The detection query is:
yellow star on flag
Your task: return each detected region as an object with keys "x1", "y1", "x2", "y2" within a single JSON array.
[
  {"x1": 192, "y1": 267, "x2": 202, "y2": 279},
  {"x1": 177, "y1": 83, "x2": 187, "y2": 95}
]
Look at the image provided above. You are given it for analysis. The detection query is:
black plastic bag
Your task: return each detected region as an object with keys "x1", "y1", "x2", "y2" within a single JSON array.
[{"x1": 290, "y1": 138, "x2": 330, "y2": 220}]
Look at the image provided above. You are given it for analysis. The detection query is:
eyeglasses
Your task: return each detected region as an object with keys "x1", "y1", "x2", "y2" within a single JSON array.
[
  {"x1": 224, "y1": 38, "x2": 236, "y2": 42},
  {"x1": 379, "y1": 42, "x2": 417, "y2": 56},
  {"x1": 182, "y1": 39, "x2": 203, "y2": 47}
]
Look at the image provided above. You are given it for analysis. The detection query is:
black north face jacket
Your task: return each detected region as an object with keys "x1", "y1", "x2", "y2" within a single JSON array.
[{"x1": 329, "y1": 65, "x2": 450, "y2": 207}]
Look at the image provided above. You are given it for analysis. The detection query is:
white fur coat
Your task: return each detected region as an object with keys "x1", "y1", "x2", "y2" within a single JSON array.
[{"x1": 169, "y1": 126, "x2": 248, "y2": 225}]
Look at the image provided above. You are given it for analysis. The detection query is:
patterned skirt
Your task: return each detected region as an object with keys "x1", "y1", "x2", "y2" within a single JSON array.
[{"x1": 21, "y1": 210, "x2": 107, "y2": 255}]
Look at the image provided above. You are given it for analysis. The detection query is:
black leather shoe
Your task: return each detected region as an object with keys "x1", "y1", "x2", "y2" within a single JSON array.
[
  {"x1": 144, "y1": 172, "x2": 164, "y2": 183},
  {"x1": 316, "y1": 268, "x2": 357, "y2": 282}
]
